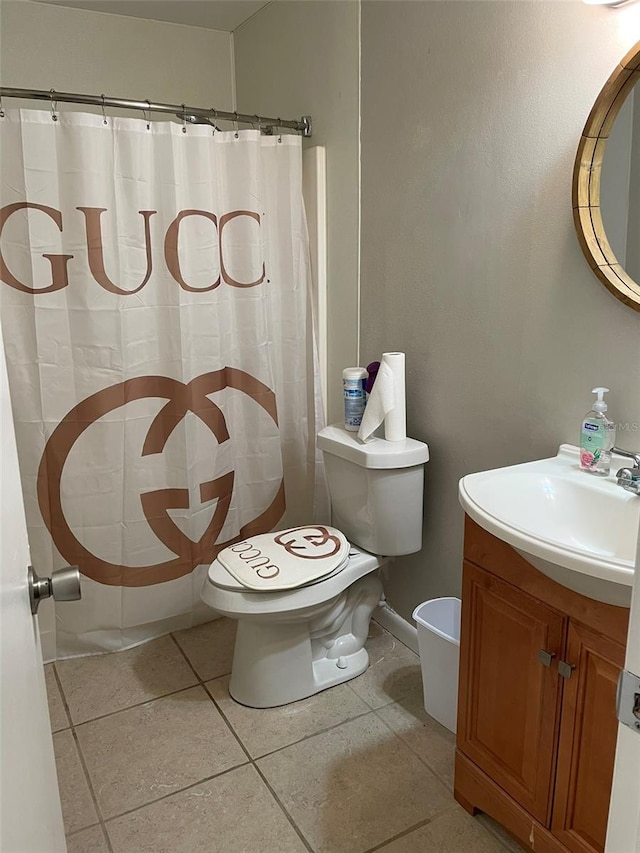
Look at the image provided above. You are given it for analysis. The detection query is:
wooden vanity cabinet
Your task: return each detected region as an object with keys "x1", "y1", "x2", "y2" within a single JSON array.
[{"x1": 455, "y1": 518, "x2": 629, "y2": 853}]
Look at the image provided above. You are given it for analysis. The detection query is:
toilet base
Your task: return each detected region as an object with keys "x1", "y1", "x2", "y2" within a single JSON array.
[
  {"x1": 229, "y1": 641, "x2": 370, "y2": 708},
  {"x1": 228, "y1": 574, "x2": 383, "y2": 708}
]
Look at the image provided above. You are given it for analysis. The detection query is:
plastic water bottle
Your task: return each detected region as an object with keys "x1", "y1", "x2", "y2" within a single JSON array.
[{"x1": 343, "y1": 367, "x2": 367, "y2": 431}]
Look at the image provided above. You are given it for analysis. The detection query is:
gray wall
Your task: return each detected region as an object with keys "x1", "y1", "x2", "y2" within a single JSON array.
[
  {"x1": 234, "y1": 1, "x2": 360, "y2": 424},
  {"x1": 361, "y1": 1, "x2": 640, "y2": 621},
  {"x1": 0, "y1": 1, "x2": 235, "y2": 113}
]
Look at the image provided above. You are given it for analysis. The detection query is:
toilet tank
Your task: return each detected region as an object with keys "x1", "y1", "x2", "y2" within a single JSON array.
[{"x1": 317, "y1": 424, "x2": 429, "y2": 556}]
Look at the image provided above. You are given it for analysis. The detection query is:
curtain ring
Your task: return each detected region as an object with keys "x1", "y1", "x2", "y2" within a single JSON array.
[
  {"x1": 142, "y1": 99, "x2": 151, "y2": 130},
  {"x1": 181, "y1": 104, "x2": 187, "y2": 134},
  {"x1": 234, "y1": 111, "x2": 239, "y2": 139},
  {"x1": 50, "y1": 89, "x2": 58, "y2": 122},
  {"x1": 277, "y1": 118, "x2": 282, "y2": 143},
  {"x1": 0, "y1": 95, "x2": 4, "y2": 119},
  {"x1": 101, "y1": 94, "x2": 108, "y2": 126}
]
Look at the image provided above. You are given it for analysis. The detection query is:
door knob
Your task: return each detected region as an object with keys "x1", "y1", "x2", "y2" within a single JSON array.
[{"x1": 28, "y1": 565, "x2": 81, "y2": 614}]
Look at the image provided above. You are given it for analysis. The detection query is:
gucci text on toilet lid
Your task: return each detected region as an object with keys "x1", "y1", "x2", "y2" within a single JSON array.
[{"x1": 217, "y1": 525, "x2": 349, "y2": 591}]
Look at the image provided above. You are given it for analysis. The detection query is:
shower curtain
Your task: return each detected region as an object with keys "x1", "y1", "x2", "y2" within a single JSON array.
[{"x1": 0, "y1": 109, "x2": 327, "y2": 656}]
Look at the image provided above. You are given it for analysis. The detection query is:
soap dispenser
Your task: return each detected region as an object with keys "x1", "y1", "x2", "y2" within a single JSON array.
[{"x1": 580, "y1": 387, "x2": 616, "y2": 476}]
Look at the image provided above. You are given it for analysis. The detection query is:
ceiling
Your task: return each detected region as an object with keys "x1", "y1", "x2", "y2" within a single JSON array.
[{"x1": 30, "y1": 0, "x2": 271, "y2": 31}]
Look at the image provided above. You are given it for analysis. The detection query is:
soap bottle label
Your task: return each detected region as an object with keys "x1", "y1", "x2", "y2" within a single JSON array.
[{"x1": 580, "y1": 419, "x2": 614, "y2": 473}]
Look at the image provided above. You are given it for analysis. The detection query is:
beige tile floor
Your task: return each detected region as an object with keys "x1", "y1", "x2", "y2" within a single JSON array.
[{"x1": 46, "y1": 619, "x2": 523, "y2": 853}]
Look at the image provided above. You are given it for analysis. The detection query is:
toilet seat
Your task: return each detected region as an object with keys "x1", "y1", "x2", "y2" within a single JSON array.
[
  {"x1": 209, "y1": 552, "x2": 350, "y2": 592},
  {"x1": 204, "y1": 545, "x2": 383, "y2": 621},
  {"x1": 215, "y1": 525, "x2": 350, "y2": 592}
]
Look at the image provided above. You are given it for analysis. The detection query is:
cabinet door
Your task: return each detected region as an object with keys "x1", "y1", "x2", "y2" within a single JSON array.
[
  {"x1": 458, "y1": 561, "x2": 567, "y2": 824},
  {"x1": 551, "y1": 622, "x2": 624, "y2": 853}
]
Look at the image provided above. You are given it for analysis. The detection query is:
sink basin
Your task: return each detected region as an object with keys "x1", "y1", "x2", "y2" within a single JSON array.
[{"x1": 459, "y1": 445, "x2": 639, "y2": 606}]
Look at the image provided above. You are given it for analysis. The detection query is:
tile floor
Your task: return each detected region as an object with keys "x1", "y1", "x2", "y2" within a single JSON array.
[{"x1": 46, "y1": 619, "x2": 523, "y2": 853}]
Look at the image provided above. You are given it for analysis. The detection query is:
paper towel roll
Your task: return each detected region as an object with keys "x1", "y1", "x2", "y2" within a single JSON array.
[
  {"x1": 382, "y1": 352, "x2": 406, "y2": 441},
  {"x1": 357, "y1": 351, "x2": 406, "y2": 442}
]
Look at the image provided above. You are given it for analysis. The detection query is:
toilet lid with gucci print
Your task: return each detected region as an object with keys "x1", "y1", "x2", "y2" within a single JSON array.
[{"x1": 216, "y1": 525, "x2": 350, "y2": 591}]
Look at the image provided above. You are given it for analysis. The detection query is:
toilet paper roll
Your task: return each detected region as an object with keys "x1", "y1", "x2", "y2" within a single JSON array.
[{"x1": 357, "y1": 351, "x2": 406, "y2": 442}]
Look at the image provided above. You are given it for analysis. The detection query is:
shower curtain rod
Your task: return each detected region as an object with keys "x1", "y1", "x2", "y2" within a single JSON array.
[{"x1": 0, "y1": 87, "x2": 312, "y2": 137}]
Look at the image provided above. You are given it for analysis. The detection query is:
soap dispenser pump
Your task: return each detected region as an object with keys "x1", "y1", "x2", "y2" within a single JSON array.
[{"x1": 580, "y1": 387, "x2": 616, "y2": 476}]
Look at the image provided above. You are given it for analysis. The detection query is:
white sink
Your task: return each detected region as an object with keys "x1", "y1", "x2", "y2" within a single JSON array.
[{"x1": 459, "y1": 445, "x2": 639, "y2": 607}]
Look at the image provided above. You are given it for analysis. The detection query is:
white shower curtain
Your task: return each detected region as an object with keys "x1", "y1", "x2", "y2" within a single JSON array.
[{"x1": 0, "y1": 109, "x2": 327, "y2": 656}]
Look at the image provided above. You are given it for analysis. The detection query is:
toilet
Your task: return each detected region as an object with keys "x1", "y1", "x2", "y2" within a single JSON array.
[{"x1": 201, "y1": 423, "x2": 429, "y2": 708}]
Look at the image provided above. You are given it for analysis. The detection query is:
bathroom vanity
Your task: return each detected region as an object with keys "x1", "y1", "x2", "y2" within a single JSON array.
[{"x1": 454, "y1": 518, "x2": 629, "y2": 853}]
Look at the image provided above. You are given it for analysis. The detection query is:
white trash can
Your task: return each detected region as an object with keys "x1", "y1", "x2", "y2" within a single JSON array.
[{"x1": 412, "y1": 597, "x2": 461, "y2": 734}]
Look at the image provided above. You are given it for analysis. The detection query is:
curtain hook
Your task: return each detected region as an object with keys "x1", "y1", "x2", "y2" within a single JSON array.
[
  {"x1": 101, "y1": 94, "x2": 108, "y2": 126},
  {"x1": 277, "y1": 118, "x2": 282, "y2": 143},
  {"x1": 234, "y1": 111, "x2": 239, "y2": 139},
  {"x1": 49, "y1": 89, "x2": 58, "y2": 122},
  {"x1": 0, "y1": 94, "x2": 4, "y2": 119},
  {"x1": 181, "y1": 104, "x2": 187, "y2": 134},
  {"x1": 142, "y1": 99, "x2": 151, "y2": 130}
]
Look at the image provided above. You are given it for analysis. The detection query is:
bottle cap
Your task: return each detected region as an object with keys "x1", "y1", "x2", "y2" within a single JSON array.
[
  {"x1": 591, "y1": 386, "x2": 610, "y2": 413},
  {"x1": 343, "y1": 367, "x2": 367, "y2": 380}
]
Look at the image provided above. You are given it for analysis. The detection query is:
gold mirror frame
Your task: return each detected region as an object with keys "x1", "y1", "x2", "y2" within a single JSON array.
[{"x1": 573, "y1": 41, "x2": 640, "y2": 311}]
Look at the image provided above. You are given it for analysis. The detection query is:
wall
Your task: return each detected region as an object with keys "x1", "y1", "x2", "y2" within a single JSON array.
[
  {"x1": 0, "y1": 1, "x2": 234, "y2": 112},
  {"x1": 234, "y1": 0, "x2": 360, "y2": 424},
  {"x1": 0, "y1": 0, "x2": 235, "y2": 660},
  {"x1": 361, "y1": 1, "x2": 640, "y2": 621}
]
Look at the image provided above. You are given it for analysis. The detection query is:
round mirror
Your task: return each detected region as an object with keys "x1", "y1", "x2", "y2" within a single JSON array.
[{"x1": 573, "y1": 41, "x2": 640, "y2": 311}]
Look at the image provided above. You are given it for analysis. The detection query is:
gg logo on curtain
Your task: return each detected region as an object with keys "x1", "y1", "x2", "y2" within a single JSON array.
[{"x1": 37, "y1": 368, "x2": 285, "y2": 587}]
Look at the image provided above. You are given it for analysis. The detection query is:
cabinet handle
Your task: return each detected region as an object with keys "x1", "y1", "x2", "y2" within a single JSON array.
[
  {"x1": 558, "y1": 660, "x2": 576, "y2": 679},
  {"x1": 538, "y1": 649, "x2": 556, "y2": 667}
]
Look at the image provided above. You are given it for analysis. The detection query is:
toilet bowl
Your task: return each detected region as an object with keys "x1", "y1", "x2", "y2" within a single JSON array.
[{"x1": 201, "y1": 424, "x2": 429, "y2": 709}]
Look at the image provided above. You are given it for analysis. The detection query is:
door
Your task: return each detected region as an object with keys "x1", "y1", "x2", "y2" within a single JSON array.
[
  {"x1": 606, "y1": 526, "x2": 640, "y2": 853},
  {"x1": 457, "y1": 561, "x2": 567, "y2": 824},
  {"x1": 0, "y1": 324, "x2": 66, "y2": 852},
  {"x1": 552, "y1": 622, "x2": 625, "y2": 853}
]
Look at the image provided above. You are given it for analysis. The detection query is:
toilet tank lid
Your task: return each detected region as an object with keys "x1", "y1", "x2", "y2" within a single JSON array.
[{"x1": 317, "y1": 424, "x2": 429, "y2": 469}]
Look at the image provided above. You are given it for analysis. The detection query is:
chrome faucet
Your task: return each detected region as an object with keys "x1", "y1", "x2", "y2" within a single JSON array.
[{"x1": 613, "y1": 447, "x2": 640, "y2": 496}]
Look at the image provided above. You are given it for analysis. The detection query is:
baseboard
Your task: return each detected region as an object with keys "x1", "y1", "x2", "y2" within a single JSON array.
[{"x1": 373, "y1": 603, "x2": 418, "y2": 654}]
